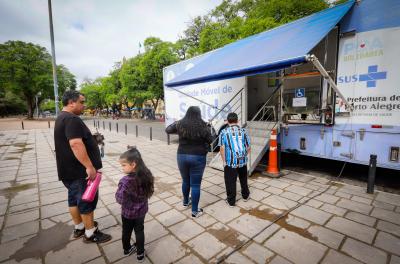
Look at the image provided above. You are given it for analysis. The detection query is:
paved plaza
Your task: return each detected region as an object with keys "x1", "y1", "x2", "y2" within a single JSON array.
[{"x1": 0, "y1": 127, "x2": 399, "y2": 264}]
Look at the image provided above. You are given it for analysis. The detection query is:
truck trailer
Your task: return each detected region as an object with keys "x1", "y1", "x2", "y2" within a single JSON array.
[{"x1": 163, "y1": 0, "x2": 400, "y2": 174}]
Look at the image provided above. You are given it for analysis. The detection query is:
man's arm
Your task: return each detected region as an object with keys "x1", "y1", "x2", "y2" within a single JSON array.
[
  {"x1": 69, "y1": 138, "x2": 96, "y2": 180},
  {"x1": 220, "y1": 146, "x2": 226, "y2": 166},
  {"x1": 244, "y1": 130, "x2": 251, "y2": 153}
]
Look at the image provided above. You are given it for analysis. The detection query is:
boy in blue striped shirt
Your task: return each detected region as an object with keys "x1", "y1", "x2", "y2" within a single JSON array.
[{"x1": 218, "y1": 112, "x2": 250, "y2": 207}]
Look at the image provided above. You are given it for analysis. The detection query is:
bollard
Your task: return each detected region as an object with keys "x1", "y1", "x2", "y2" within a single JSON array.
[
  {"x1": 97, "y1": 121, "x2": 100, "y2": 128},
  {"x1": 21, "y1": 121, "x2": 24, "y2": 130},
  {"x1": 125, "y1": 123, "x2": 127, "y2": 135},
  {"x1": 367, "y1": 154, "x2": 377, "y2": 194},
  {"x1": 103, "y1": 121, "x2": 105, "y2": 130},
  {"x1": 136, "y1": 125, "x2": 138, "y2": 137},
  {"x1": 48, "y1": 121, "x2": 50, "y2": 128},
  {"x1": 150, "y1": 127, "x2": 152, "y2": 141},
  {"x1": 93, "y1": 120, "x2": 96, "y2": 127},
  {"x1": 116, "y1": 123, "x2": 119, "y2": 133},
  {"x1": 167, "y1": 133, "x2": 170, "y2": 145},
  {"x1": 109, "y1": 122, "x2": 111, "y2": 132}
]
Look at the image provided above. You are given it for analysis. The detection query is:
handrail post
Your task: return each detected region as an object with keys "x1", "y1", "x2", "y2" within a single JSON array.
[
  {"x1": 209, "y1": 87, "x2": 245, "y2": 124},
  {"x1": 240, "y1": 91, "x2": 243, "y2": 126}
]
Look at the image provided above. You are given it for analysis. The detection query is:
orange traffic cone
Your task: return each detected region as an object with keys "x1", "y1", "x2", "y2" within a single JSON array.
[{"x1": 263, "y1": 129, "x2": 281, "y2": 177}]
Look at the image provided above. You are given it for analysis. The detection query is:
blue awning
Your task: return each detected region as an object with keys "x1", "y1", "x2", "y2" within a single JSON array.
[{"x1": 165, "y1": 1, "x2": 354, "y2": 87}]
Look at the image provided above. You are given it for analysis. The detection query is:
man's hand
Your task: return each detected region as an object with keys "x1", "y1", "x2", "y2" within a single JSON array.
[
  {"x1": 69, "y1": 138, "x2": 96, "y2": 180},
  {"x1": 86, "y1": 166, "x2": 97, "y2": 181}
]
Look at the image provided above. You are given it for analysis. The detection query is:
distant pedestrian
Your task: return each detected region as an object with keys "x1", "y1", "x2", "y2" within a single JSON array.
[
  {"x1": 54, "y1": 90, "x2": 111, "y2": 243},
  {"x1": 116, "y1": 146, "x2": 154, "y2": 262},
  {"x1": 165, "y1": 106, "x2": 213, "y2": 217},
  {"x1": 219, "y1": 112, "x2": 251, "y2": 207}
]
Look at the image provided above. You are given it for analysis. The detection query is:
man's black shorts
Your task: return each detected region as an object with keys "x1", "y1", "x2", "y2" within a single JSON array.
[{"x1": 62, "y1": 178, "x2": 98, "y2": 214}]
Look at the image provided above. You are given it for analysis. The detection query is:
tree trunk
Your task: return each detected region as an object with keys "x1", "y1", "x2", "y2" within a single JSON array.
[
  {"x1": 26, "y1": 97, "x2": 34, "y2": 119},
  {"x1": 151, "y1": 98, "x2": 160, "y2": 112},
  {"x1": 125, "y1": 99, "x2": 132, "y2": 118}
]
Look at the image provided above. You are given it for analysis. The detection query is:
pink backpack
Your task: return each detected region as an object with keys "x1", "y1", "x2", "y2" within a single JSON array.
[{"x1": 82, "y1": 171, "x2": 102, "y2": 202}]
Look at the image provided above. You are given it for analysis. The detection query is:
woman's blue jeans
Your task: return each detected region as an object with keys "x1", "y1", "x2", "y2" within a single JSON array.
[{"x1": 177, "y1": 154, "x2": 206, "y2": 213}]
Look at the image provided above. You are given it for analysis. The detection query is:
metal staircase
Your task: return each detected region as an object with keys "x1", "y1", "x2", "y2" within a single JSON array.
[{"x1": 207, "y1": 85, "x2": 281, "y2": 175}]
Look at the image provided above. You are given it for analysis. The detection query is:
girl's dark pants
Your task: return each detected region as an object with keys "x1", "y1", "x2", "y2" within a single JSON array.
[{"x1": 122, "y1": 215, "x2": 145, "y2": 254}]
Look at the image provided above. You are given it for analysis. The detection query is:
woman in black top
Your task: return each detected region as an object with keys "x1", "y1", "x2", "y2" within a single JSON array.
[{"x1": 166, "y1": 106, "x2": 212, "y2": 217}]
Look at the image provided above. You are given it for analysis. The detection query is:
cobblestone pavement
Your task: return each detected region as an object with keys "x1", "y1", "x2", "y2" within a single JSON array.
[{"x1": 0, "y1": 128, "x2": 399, "y2": 264}]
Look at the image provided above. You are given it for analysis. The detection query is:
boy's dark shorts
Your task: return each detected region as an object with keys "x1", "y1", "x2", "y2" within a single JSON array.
[{"x1": 62, "y1": 178, "x2": 98, "y2": 214}]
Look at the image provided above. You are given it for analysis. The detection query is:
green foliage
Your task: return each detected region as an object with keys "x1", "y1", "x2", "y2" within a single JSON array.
[
  {"x1": 0, "y1": 91, "x2": 26, "y2": 116},
  {"x1": 0, "y1": 41, "x2": 53, "y2": 118},
  {"x1": 139, "y1": 37, "x2": 179, "y2": 108},
  {"x1": 182, "y1": 0, "x2": 329, "y2": 54},
  {"x1": 180, "y1": 16, "x2": 210, "y2": 58},
  {"x1": 49, "y1": 0, "x2": 336, "y2": 117},
  {"x1": 80, "y1": 78, "x2": 107, "y2": 110},
  {"x1": 0, "y1": 41, "x2": 76, "y2": 118},
  {"x1": 40, "y1": 99, "x2": 62, "y2": 112},
  {"x1": 57, "y1": 65, "x2": 77, "y2": 94}
]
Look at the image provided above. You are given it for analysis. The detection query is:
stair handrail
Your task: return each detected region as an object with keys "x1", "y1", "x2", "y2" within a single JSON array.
[
  {"x1": 208, "y1": 87, "x2": 245, "y2": 124},
  {"x1": 250, "y1": 83, "x2": 282, "y2": 122},
  {"x1": 246, "y1": 83, "x2": 282, "y2": 174},
  {"x1": 208, "y1": 102, "x2": 244, "y2": 154}
]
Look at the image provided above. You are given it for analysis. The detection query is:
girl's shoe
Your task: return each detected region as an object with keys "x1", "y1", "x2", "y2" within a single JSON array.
[
  {"x1": 124, "y1": 244, "x2": 137, "y2": 256},
  {"x1": 225, "y1": 199, "x2": 234, "y2": 208},
  {"x1": 191, "y1": 208, "x2": 204, "y2": 218},
  {"x1": 137, "y1": 251, "x2": 145, "y2": 262}
]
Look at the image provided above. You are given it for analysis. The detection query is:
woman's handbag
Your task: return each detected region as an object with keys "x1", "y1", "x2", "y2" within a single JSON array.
[{"x1": 82, "y1": 171, "x2": 102, "y2": 202}]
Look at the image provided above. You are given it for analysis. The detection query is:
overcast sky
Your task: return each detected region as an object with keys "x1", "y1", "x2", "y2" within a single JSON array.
[{"x1": 0, "y1": 0, "x2": 221, "y2": 85}]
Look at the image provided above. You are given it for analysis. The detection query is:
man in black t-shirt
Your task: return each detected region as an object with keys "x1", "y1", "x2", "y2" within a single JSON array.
[{"x1": 54, "y1": 90, "x2": 111, "y2": 243}]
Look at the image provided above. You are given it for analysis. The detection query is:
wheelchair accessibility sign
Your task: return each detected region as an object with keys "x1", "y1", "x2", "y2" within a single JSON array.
[{"x1": 295, "y1": 88, "x2": 305, "y2": 98}]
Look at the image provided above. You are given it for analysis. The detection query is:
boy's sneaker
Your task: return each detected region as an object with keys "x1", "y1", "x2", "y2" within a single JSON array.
[
  {"x1": 225, "y1": 199, "x2": 234, "y2": 208},
  {"x1": 124, "y1": 244, "x2": 137, "y2": 256},
  {"x1": 137, "y1": 251, "x2": 145, "y2": 263},
  {"x1": 243, "y1": 196, "x2": 250, "y2": 202},
  {"x1": 183, "y1": 198, "x2": 192, "y2": 208},
  {"x1": 73, "y1": 221, "x2": 98, "y2": 238},
  {"x1": 83, "y1": 228, "x2": 112, "y2": 243},
  {"x1": 191, "y1": 208, "x2": 204, "y2": 218}
]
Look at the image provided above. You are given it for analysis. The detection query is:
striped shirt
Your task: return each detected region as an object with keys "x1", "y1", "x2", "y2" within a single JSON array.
[{"x1": 218, "y1": 125, "x2": 250, "y2": 168}]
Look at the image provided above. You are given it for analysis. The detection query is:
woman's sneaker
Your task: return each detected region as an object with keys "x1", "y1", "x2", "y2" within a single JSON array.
[
  {"x1": 137, "y1": 251, "x2": 145, "y2": 263},
  {"x1": 183, "y1": 198, "x2": 192, "y2": 209},
  {"x1": 124, "y1": 244, "x2": 137, "y2": 256},
  {"x1": 83, "y1": 228, "x2": 112, "y2": 243},
  {"x1": 191, "y1": 208, "x2": 204, "y2": 218}
]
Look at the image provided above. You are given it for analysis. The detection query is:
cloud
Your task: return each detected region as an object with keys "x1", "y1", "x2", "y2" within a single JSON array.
[{"x1": 0, "y1": 0, "x2": 221, "y2": 85}]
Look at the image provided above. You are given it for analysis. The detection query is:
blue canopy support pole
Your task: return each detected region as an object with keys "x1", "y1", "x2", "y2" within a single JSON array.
[{"x1": 306, "y1": 54, "x2": 353, "y2": 111}]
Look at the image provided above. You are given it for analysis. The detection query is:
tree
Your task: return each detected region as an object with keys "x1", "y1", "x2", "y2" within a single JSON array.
[
  {"x1": 80, "y1": 78, "x2": 106, "y2": 114},
  {"x1": 180, "y1": 16, "x2": 210, "y2": 58},
  {"x1": 139, "y1": 37, "x2": 179, "y2": 110},
  {"x1": 119, "y1": 55, "x2": 148, "y2": 110},
  {"x1": 39, "y1": 64, "x2": 77, "y2": 108},
  {"x1": 0, "y1": 41, "x2": 76, "y2": 118},
  {"x1": 0, "y1": 90, "x2": 26, "y2": 117},
  {"x1": 57, "y1": 65, "x2": 77, "y2": 93},
  {"x1": 174, "y1": 38, "x2": 190, "y2": 60},
  {"x1": 0, "y1": 41, "x2": 53, "y2": 118}
]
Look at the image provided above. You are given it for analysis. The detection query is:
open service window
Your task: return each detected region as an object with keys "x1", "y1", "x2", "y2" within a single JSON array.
[
  {"x1": 282, "y1": 27, "x2": 338, "y2": 125},
  {"x1": 282, "y1": 75, "x2": 324, "y2": 123}
]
